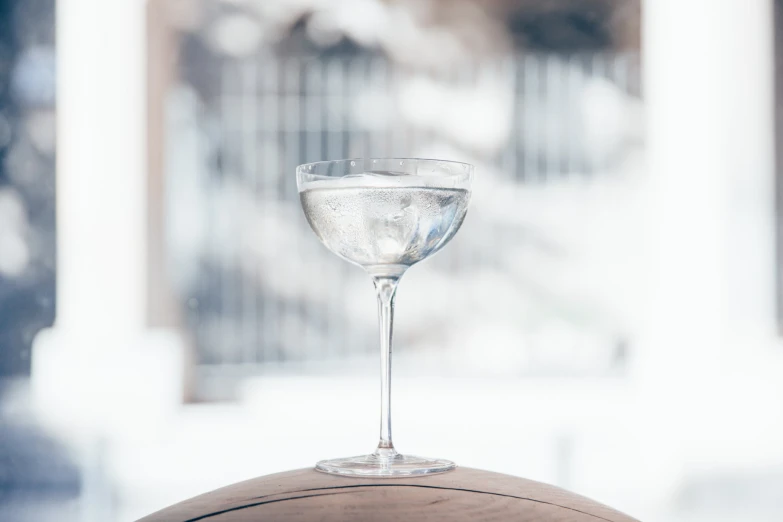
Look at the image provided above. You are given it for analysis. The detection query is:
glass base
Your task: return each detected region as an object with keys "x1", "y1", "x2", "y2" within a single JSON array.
[{"x1": 315, "y1": 453, "x2": 456, "y2": 477}]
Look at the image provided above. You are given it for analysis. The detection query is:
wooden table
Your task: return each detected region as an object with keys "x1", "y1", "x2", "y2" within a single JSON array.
[{"x1": 138, "y1": 467, "x2": 640, "y2": 521}]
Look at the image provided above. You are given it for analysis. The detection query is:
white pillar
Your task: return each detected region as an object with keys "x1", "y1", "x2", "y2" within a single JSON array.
[
  {"x1": 636, "y1": 0, "x2": 782, "y2": 514},
  {"x1": 56, "y1": 0, "x2": 149, "y2": 334},
  {"x1": 31, "y1": 0, "x2": 184, "y2": 439}
]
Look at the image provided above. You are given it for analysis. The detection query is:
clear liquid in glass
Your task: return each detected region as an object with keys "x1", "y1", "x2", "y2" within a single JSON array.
[{"x1": 300, "y1": 180, "x2": 469, "y2": 270}]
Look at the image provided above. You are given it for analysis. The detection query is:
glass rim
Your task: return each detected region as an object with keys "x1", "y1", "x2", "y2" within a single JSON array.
[{"x1": 296, "y1": 157, "x2": 474, "y2": 174}]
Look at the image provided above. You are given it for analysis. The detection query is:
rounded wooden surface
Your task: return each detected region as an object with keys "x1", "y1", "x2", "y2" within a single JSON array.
[{"x1": 137, "y1": 467, "x2": 640, "y2": 522}]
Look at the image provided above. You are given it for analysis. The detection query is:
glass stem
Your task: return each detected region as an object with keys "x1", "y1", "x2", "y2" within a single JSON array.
[{"x1": 372, "y1": 274, "x2": 401, "y2": 459}]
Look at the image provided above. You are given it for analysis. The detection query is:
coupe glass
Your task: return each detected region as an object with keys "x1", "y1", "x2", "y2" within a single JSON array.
[{"x1": 297, "y1": 158, "x2": 473, "y2": 477}]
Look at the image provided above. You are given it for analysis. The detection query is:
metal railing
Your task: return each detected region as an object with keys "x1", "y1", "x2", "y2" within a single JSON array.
[{"x1": 163, "y1": 52, "x2": 641, "y2": 381}]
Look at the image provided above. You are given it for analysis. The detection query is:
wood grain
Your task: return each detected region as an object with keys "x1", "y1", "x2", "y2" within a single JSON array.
[{"x1": 137, "y1": 467, "x2": 640, "y2": 522}]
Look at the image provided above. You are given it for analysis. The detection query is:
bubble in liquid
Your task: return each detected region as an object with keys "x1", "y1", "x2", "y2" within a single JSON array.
[
  {"x1": 351, "y1": 161, "x2": 355, "y2": 166},
  {"x1": 399, "y1": 161, "x2": 403, "y2": 166}
]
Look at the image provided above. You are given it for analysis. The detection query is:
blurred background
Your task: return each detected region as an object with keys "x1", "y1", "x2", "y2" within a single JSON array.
[{"x1": 0, "y1": 0, "x2": 781, "y2": 520}]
